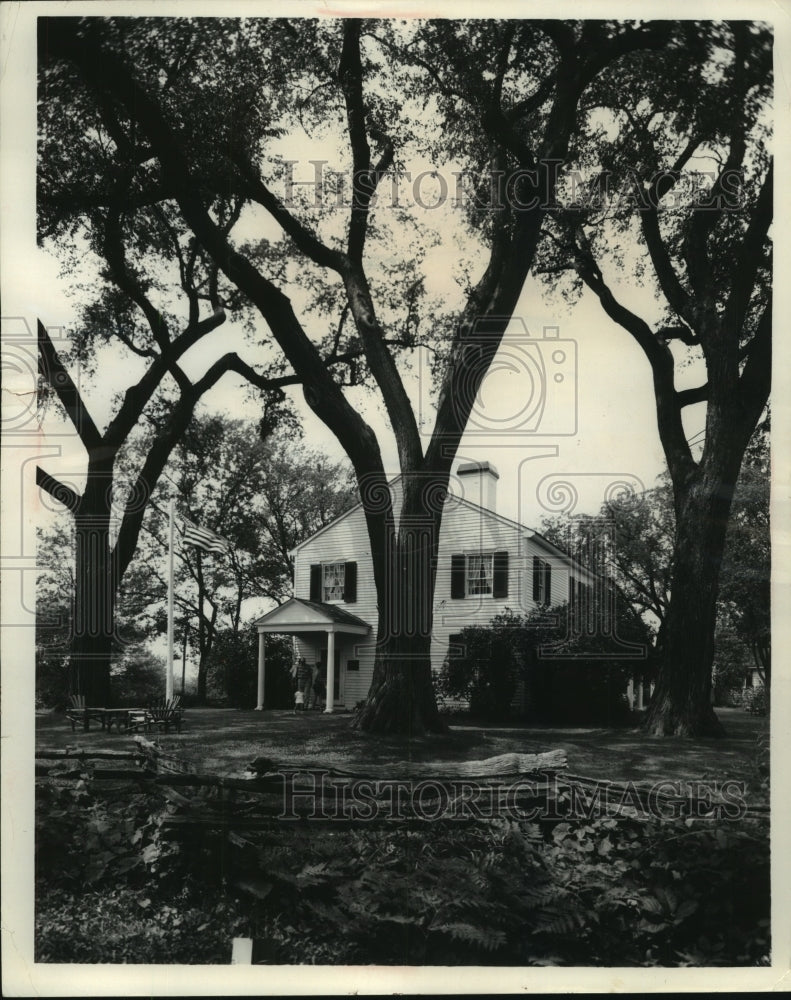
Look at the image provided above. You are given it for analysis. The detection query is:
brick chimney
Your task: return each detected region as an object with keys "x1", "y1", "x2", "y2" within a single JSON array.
[{"x1": 457, "y1": 461, "x2": 499, "y2": 512}]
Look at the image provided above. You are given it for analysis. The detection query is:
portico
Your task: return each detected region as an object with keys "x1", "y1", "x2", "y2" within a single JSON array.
[{"x1": 252, "y1": 598, "x2": 371, "y2": 712}]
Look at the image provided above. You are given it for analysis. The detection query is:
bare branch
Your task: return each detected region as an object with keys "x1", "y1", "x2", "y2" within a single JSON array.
[
  {"x1": 36, "y1": 466, "x2": 81, "y2": 512},
  {"x1": 37, "y1": 320, "x2": 103, "y2": 452},
  {"x1": 569, "y1": 240, "x2": 696, "y2": 484},
  {"x1": 233, "y1": 156, "x2": 345, "y2": 272}
]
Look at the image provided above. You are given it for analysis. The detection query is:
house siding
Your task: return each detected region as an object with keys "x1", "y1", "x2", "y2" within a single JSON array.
[
  {"x1": 291, "y1": 480, "x2": 600, "y2": 708},
  {"x1": 293, "y1": 499, "x2": 377, "y2": 707}
]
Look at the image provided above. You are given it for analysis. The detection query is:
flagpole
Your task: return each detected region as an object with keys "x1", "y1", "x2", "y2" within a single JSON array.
[{"x1": 166, "y1": 497, "x2": 175, "y2": 701}]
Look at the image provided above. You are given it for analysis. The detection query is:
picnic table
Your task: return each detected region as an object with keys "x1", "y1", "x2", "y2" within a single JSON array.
[
  {"x1": 65, "y1": 696, "x2": 183, "y2": 733},
  {"x1": 66, "y1": 697, "x2": 145, "y2": 733}
]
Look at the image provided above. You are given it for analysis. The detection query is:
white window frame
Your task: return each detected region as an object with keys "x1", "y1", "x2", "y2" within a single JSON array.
[
  {"x1": 322, "y1": 561, "x2": 345, "y2": 602},
  {"x1": 535, "y1": 557, "x2": 551, "y2": 604},
  {"x1": 466, "y1": 553, "x2": 494, "y2": 597}
]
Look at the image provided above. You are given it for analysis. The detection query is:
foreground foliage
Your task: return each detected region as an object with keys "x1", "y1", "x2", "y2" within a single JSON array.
[{"x1": 36, "y1": 773, "x2": 769, "y2": 966}]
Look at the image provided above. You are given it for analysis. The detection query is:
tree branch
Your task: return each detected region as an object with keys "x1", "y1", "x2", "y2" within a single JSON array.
[
  {"x1": 570, "y1": 241, "x2": 696, "y2": 485},
  {"x1": 37, "y1": 320, "x2": 103, "y2": 452},
  {"x1": 232, "y1": 155, "x2": 345, "y2": 272},
  {"x1": 677, "y1": 383, "x2": 709, "y2": 408},
  {"x1": 103, "y1": 305, "x2": 227, "y2": 449},
  {"x1": 338, "y1": 20, "x2": 395, "y2": 263},
  {"x1": 736, "y1": 295, "x2": 772, "y2": 430},
  {"x1": 640, "y1": 206, "x2": 697, "y2": 330},
  {"x1": 36, "y1": 466, "x2": 81, "y2": 512},
  {"x1": 724, "y1": 161, "x2": 773, "y2": 337},
  {"x1": 102, "y1": 196, "x2": 192, "y2": 394},
  {"x1": 47, "y1": 20, "x2": 385, "y2": 487}
]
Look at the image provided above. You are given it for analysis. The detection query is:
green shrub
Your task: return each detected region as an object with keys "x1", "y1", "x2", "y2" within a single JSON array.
[
  {"x1": 206, "y1": 629, "x2": 293, "y2": 708},
  {"x1": 111, "y1": 650, "x2": 167, "y2": 706},
  {"x1": 439, "y1": 612, "x2": 523, "y2": 721},
  {"x1": 439, "y1": 604, "x2": 647, "y2": 724},
  {"x1": 743, "y1": 684, "x2": 768, "y2": 715}
]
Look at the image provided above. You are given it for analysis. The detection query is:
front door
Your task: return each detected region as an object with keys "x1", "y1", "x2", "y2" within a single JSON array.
[{"x1": 319, "y1": 648, "x2": 342, "y2": 704}]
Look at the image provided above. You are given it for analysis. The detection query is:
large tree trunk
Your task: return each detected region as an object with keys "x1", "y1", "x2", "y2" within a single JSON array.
[
  {"x1": 643, "y1": 469, "x2": 737, "y2": 737},
  {"x1": 356, "y1": 503, "x2": 446, "y2": 735},
  {"x1": 69, "y1": 511, "x2": 115, "y2": 706},
  {"x1": 355, "y1": 631, "x2": 443, "y2": 734}
]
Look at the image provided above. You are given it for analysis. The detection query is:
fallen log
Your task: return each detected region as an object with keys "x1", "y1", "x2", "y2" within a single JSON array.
[
  {"x1": 36, "y1": 747, "x2": 138, "y2": 761},
  {"x1": 248, "y1": 748, "x2": 567, "y2": 781}
]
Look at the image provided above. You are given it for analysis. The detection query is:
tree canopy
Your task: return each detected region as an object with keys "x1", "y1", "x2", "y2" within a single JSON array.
[{"x1": 37, "y1": 16, "x2": 771, "y2": 733}]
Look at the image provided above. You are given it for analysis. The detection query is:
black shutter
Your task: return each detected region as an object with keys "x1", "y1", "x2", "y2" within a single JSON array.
[
  {"x1": 309, "y1": 564, "x2": 322, "y2": 602},
  {"x1": 532, "y1": 556, "x2": 541, "y2": 602},
  {"x1": 450, "y1": 554, "x2": 466, "y2": 599},
  {"x1": 344, "y1": 561, "x2": 357, "y2": 603},
  {"x1": 569, "y1": 575, "x2": 575, "y2": 607},
  {"x1": 544, "y1": 563, "x2": 552, "y2": 605},
  {"x1": 492, "y1": 551, "x2": 509, "y2": 599}
]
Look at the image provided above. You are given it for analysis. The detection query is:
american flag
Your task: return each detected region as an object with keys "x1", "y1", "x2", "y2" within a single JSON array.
[{"x1": 180, "y1": 517, "x2": 231, "y2": 555}]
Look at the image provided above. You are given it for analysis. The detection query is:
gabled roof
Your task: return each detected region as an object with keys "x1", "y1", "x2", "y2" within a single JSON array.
[
  {"x1": 253, "y1": 597, "x2": 371, "y2": 633},
  {"x1": 288, "y1": 474, "x2": 593, "y2": 576},
  {"x1": 294, "y1": 600, "x2": 371, "y2": 629}
]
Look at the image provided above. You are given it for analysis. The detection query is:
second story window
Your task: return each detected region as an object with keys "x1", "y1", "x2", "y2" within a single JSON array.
[
  {"x1": 466, "y1": 554, "x2": 493, "y2": 596},
  {"x1": 309, "y1": 561, "x2": 358, "y2": 603},
  {"x1": 323, "y1": 562, "x2": 345, "y2": 601},
  {"x1": 451, "y1": 551, "x2": 508, "y2": 599}
]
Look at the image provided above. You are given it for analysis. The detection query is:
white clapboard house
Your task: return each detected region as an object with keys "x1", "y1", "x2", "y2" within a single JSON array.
[{"x1": 253, "y1": 461, "x2": 643, "y2": 712}]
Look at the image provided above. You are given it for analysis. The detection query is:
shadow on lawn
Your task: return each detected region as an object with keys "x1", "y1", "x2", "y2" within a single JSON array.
[{"x1": 35, "y1": 706, "x2": 768, "y2": 795}]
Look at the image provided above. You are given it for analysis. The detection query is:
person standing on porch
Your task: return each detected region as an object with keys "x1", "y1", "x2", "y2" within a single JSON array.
[
  {"x1": 302, "y1": 658, "x2": 314, "y2": 711},
  {"x1": 313, "y1": 666, "x2": 326, "y2": 711},
  {"x1": 306, "y1": 662, "x2": 320, "y2": 709},
  {"x1": 296, "y1": 657, "x2": 311, "y2": 700}
]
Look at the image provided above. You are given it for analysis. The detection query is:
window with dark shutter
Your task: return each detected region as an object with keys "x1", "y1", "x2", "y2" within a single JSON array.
[
  {"x1": 492, "y1": 551, "x2": 509, "y2": 598},
  {"x1": 309, "y1": 564, "x2": 322, "y2": 602},
  {"x1": 532, "y1": 556, "x2": 541, "y2": 602},
  {"x1": 344, "y1": 561, "x2": 357, "y2": 602},
  {"x1": 544, "y1": 562, "x2": 552, "y2": 605},
  {"x1": 450, "y1": 554, "x2": 466, "y2": 599},
  {"x1": 346, "y1": 659, "x2": 360, "y2": 671}
]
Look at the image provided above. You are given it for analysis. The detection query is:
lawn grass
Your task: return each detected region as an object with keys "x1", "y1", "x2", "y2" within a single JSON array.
[{"x1": 36, "y1": 705, "x2": 768, "y2": 797}]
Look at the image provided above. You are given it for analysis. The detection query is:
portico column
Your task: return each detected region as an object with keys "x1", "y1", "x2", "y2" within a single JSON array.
[
  {"x1": 324, "y1": 629, "x2": 335, "y2": 714},
  {"x1": 255, "y1": 630, "x2": 266, "y2": 711}
]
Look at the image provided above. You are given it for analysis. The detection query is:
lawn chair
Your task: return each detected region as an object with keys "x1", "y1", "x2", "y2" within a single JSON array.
[
  {"x1": 65, "y1": 694, "x2": 105, "y2": 731},
  {"x1": 130, "y1": 696, "x2": 184, "y2": 734}
]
